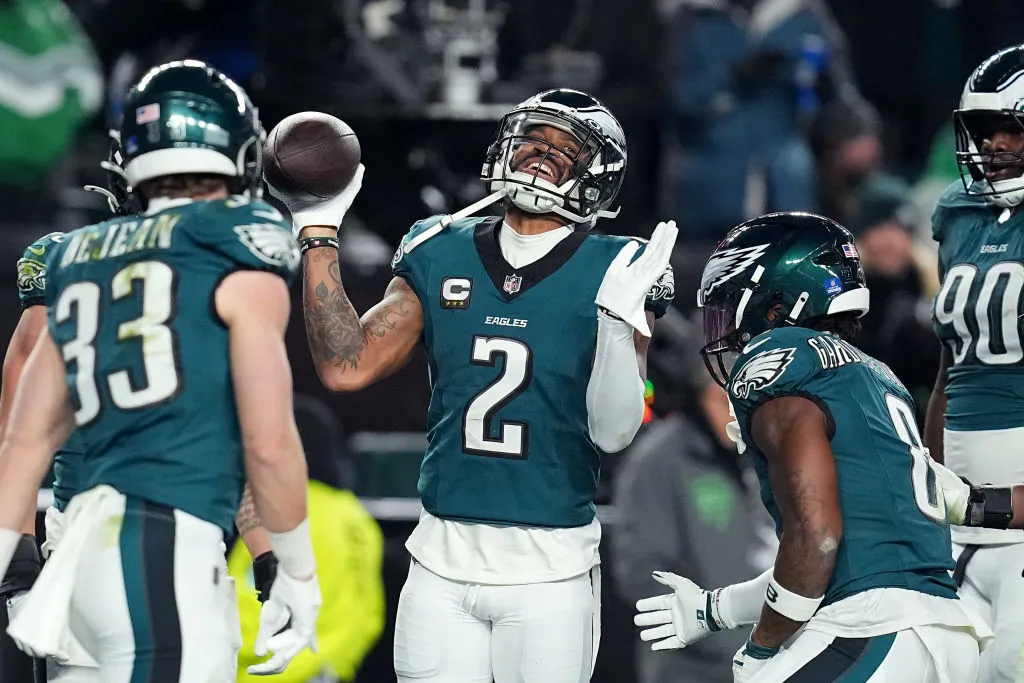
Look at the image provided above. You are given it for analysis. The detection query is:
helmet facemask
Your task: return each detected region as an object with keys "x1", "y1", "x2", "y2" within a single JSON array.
[
  {"x1": 699, "y1": 299, "x2": 744, "y2": 389},
  {"x1": 483, "y1": 106, "x2": 625, "y2": 227},
  {"x1": 84, "y1": 129, "x2": 141, "y2": 216},
  {"x1": 955, "y1": 108, "x2": 1024, "y2": 208}
]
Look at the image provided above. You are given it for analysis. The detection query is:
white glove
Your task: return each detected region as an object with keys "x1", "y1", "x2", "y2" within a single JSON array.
[
  {"x1": 931, "y1": 458, "x2": 970, "y2": 525},
  {"x1": 267, "y1": 164, "x2": 365, "y2": 237},
  {"x1": 732, "y1": 638, "x2": 778, "y2": 682},
  {"x1": 246, "y1": 569, "x2": 322, "y2": 676},
  {"x1": 596, "y1": 220, "x2": 678, "y2": 337},
  {"x1": 634, "y1": 571, "x2": 736, "y2": 650}
]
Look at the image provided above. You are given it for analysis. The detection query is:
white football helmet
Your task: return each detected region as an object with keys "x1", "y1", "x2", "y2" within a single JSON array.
[
  {"x1": 955, "y1": 44, "x2": 1024, "y2": 208},
  {"x1": 482, "y1": 89, "x2": 626, "y2": 227}
]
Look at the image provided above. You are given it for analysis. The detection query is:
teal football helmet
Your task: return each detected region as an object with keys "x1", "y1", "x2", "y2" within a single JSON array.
[
  {"x1": 697, "y1": 212, "x2": 870, "y2": 387},
  {"x1": 115, "y1": 60, "x2": 263, "y2": 204}
]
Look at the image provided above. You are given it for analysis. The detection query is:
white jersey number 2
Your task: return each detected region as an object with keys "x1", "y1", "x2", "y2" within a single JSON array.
[
  {"x1": 55, "y1": 260, "x2": 181, "y2": 425},
  {"x1": 885, "y1": 394, "x2": 946, "y2": 523},
  {"x1": 463, "y1": 336, "x2": 533, "y2": 458}
]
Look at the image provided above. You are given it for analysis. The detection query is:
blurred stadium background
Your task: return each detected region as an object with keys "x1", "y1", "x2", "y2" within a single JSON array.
[{"x1": 1, "y1": 0, "x2": 1022, "y2": 681}]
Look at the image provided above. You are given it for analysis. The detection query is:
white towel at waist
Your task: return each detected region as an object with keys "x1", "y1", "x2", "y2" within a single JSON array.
[{"x1": 7, "y1": 485, "x2": 120, "y2": 661}]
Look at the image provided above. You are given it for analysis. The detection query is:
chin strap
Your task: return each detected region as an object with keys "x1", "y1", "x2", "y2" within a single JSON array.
[{"x1": 439, "y1": 189, "x2": 508, "y2": 228}]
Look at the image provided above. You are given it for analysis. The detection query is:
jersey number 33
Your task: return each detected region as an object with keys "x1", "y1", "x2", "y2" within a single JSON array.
[{"x1": 56, "y1": 261, "x2": 181, "y2": 424}]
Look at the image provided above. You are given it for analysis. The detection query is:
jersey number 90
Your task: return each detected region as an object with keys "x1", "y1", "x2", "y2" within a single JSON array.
[
  {"x1": 55, "y1": 261, "x2": 181, "y2": 425},
  {"x1": 935, "y1": 263, "x2": 1024, "y2": 365}
]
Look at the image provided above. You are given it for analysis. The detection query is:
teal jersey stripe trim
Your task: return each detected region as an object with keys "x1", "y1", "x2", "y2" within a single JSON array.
[{"x1": 836, "y1": 632, "x2": 897, "y2": 683}]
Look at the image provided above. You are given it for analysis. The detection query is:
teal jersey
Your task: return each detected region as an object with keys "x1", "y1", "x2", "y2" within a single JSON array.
[
  {"x1": 17, "y1": 232, "x2": 86, "y2": 511},
  {"x1": 729, "y1": 326, "x2": 957, "y2": 607},
  {"x1": 393, "y1": 216, "x2": 673, "y2": 527},
  {"x1": 44, "y1": 197, "x2": 298, "y2": 533},
  {"x1": 932, "y1": 181, "x2": 1024, "y2": 431}
]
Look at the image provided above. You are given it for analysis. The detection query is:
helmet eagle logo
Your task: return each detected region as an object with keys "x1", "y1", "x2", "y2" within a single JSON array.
[{"x1": 699, "y1": 243, "x2": 770, "y2": 304}]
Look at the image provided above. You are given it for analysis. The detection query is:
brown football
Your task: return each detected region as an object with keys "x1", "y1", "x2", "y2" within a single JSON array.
[{"x1": 263, "y1": 111, "x2": 361, "y2": 200}]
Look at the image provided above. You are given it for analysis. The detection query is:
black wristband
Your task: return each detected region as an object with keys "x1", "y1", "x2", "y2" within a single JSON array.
[
  {"x1": 299, "y1": 236, "x2": 339, "y2": 255},
  {"x1": 0, "y1": 534, "x2": 41, "y2": 598},
  {"x1": 252, "y1": 551, "x2": 279, "y2": 603},
  {"x1": 973, "y1": 486, "x2": 1014, "y2": 529},
  {"x1": 598, "y1": 306, "x2": 624, "y2": 321}
]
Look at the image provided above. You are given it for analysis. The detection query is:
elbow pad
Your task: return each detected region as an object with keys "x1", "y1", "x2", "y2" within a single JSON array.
[{"x1": 963, "y1": 480, "x2": 1013, "y2": 529}]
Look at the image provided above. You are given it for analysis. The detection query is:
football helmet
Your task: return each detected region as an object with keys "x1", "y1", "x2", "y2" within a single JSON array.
[
  {"x1": 698, "y1": 212, "x2": 869, "y2": 387},
  {"x1": 117, "y1": 60, "x2": 264, "y2": 199},
  {"x1": 955, "y1": 44, "x2": 1024, "y2": 208},
  {"x1": 482, "y1": 89, "x2": 626, "y2": 227}
]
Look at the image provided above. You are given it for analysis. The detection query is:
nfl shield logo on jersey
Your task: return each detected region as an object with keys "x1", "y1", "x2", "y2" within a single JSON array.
[{"x1": 503, "y1": 274, "x2": 522, "y2": 294}]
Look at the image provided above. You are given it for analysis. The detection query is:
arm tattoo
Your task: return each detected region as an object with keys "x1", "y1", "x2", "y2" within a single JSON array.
[
  {"x1": 303, "y1": 257, "x2": 365, "y2": 371},
  {"x1": 235, "y1": 484, "x2": 262, "y2": 536},
  {"x1": 364, "y1": 294, "x2": 411, "y2": 340},
  {"x1": 303, "y1": 251, "x2": 414, "y2": 373}
]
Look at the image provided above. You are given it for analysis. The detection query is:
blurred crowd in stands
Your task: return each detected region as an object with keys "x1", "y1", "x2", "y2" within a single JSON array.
[{"x1": 2, "y1": 0, "x2": 1023, "y2": 680}]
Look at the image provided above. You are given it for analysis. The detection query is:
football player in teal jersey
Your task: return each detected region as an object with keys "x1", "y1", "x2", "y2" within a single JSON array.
[
  {"x1": 923, "y1": 43, "x2": 1024, "y2": 683},
  {"x1": 0, "y1": 231, "x2": 100, "y2": 683},
  {"x1": 271, "y1": 89, "x2": 677, "y2": 683},
  {"x1": 0, "y1": 61, "x2": 321, "y2": 682},
  {"x1": 635, "y1": 213, "x2": 991, "y2": 682}
]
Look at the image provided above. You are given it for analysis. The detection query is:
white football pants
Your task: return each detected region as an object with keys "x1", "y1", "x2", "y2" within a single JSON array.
[
  {"x1": 954, "y1": 542, "x2": 1024, "y2": 683},
  {"x1": 65, "y1": 496, "x2": 240, "y2": 683},
  {"x1": 393, "y1": 560, "x2": 600, "y2": 683},
  {"x1": 746, "y1": 625, "x2": 979, "y2": 683}
]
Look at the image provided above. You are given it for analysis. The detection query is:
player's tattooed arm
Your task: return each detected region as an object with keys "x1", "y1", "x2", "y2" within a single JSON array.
[
  {"x1": 748, "y1": 395, "x2": 842, "y2": 649},
  {"x1": 235, "y1": 482, "x2": 273, "y2": 557},
  {"x1": 923, "y1": 345, "x2": 951, "y2": 464},
  {"x1": 302, "y1": 245, "x2": 423, "y2": 392}
]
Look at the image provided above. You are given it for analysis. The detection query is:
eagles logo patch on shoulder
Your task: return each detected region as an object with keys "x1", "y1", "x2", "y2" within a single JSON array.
[
  {"x1": 731, "y1": 347, "x2": 796, "y2": 400},
  {"x1": 17, "y1": 257, "x2": 46, "y2": 296},
  {"x1": 234, "y1": 224, "x2": 300, "y2": 271}
]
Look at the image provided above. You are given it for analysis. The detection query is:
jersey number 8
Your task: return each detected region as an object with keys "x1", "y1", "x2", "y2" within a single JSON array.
[
  {"x1": 55, "y1": 260, "x2": 181, "y2": 425},
  {"x1": 885, "y1": 394, "x2": 946, "y2": 523}
]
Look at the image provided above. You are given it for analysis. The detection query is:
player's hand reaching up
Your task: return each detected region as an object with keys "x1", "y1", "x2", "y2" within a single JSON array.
[
  {"x1": 267, "y1": 164, "x2": 365, "y2": 238},
  {"x1": 596, "y1": 220, "x2": 678, "y2": 337},
  {"x1": 246, "y1": 569, "x2": 323, "y2": 676}
]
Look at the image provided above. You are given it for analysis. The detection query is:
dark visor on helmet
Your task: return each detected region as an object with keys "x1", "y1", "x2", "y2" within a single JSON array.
[{"x1": 699, "y1": 301, "x2": 742, "y2": 389}]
